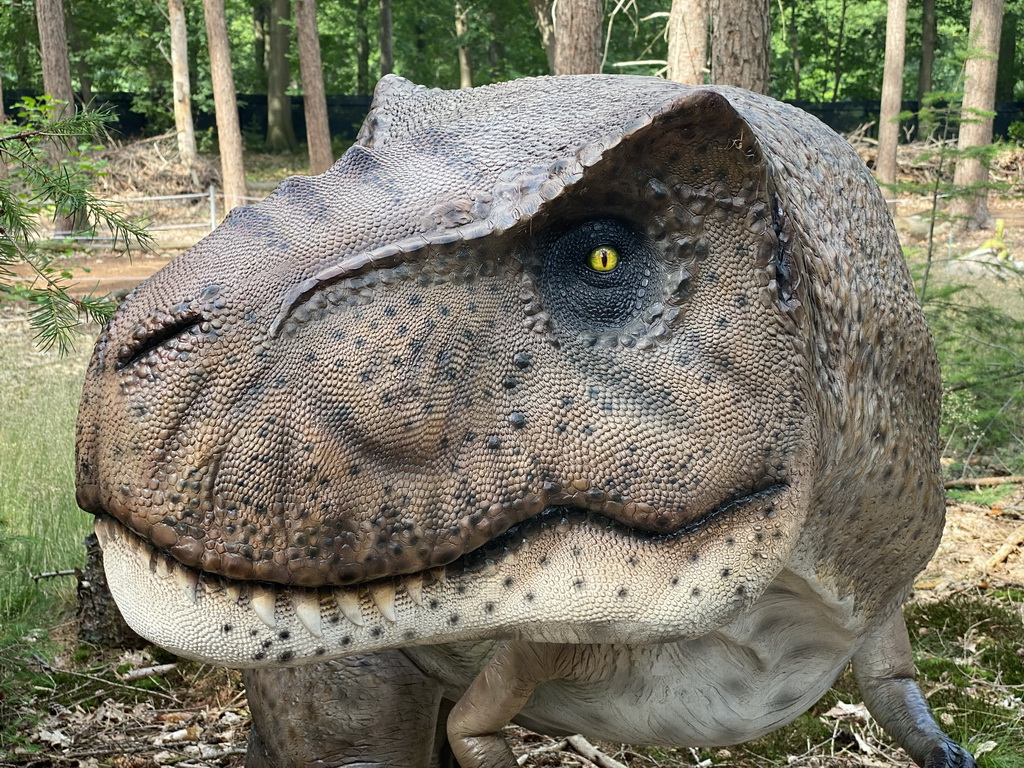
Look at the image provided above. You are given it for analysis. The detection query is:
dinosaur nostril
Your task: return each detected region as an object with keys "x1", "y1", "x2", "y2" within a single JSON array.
[{"x1": 116, "y1": 312, "x2": 204, "y2": 370}]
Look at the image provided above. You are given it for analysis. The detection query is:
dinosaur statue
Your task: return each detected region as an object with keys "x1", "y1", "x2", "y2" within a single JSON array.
[{"x1": 76, "y1": 75, "x2": 976, "y2": 768}]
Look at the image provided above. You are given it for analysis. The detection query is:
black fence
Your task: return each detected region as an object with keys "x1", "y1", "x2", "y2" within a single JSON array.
[
  {"x1": 788, "y1": 98, "x2": 1024, "y2": 140},
  {"x1": 3, "y1": 90, "x2": 374, "y2": 144},
  {"x1": 3, "y1": 89, "x2": 1023, "y2": 145}
]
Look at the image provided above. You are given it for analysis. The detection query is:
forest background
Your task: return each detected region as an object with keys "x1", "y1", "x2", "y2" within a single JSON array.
[{"x1": 2, "y1": 0, "x2": 1023, "y2": 145}]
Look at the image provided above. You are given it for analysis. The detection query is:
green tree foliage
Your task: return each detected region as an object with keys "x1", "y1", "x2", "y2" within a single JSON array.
[
  {"x1": 1, "y1": 0, "x2": 1022, "y2": 104},
  {"x1": 893, "y1": 93, "x2": 1024, "y2": 474},
  {"x1": 0, "y1": 97, "x2": 150, "y2": 353},
  {"x1": 769, "y1": 0, "x2": 1024, "y2": 102}
]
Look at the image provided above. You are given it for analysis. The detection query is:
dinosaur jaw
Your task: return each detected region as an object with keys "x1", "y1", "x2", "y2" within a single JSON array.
[{"x1": 96, "y1": 484, "x2": 801, "y2": 667}]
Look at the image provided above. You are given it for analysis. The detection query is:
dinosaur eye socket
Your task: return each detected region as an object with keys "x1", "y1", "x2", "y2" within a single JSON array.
[
  {"x1": 537, "y1": 218, "x2": 660, "y2": 331},
  {"x1": 587, "y1": 246, "x2": 619, "y2": 273}
]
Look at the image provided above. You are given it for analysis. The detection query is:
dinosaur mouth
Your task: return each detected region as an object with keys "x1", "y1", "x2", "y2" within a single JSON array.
[{"x1": 96, "y1": 483, "x2": 797, "y2": 667}]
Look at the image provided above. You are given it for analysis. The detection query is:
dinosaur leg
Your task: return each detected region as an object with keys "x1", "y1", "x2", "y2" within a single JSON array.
[
  {"x1": 852, "y1": 610, "x2": 977, "y2": 768},
  {"x1": 447, "y1": 641, "x2": 612, "y2": 768},
  {"x1": 244, "y1": 650, "x2": 446, "y2": 768}
]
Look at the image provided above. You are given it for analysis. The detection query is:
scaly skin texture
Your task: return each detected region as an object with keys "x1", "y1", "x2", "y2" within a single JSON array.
[{"x1": 76, "y1": 76, "x2": 976, "y2": 767}]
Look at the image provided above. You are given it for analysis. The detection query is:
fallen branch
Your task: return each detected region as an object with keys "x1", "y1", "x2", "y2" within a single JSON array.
[
  {"x1": 566, "y1": 735, "x2": 630, "y2": 768},
  {"x1": 985, "y1": 522, "x2": 1024, "y2": 569},
  {"x1": 31, "y1": 568, "x2": 78, "y2": 580},
  {"x1": 119, "y1": 662, "x2": 178, "y2": 682},
  {"x1": 33, "y1": 656, "x2": 181, "y2": 703},
  {"x1": 944, "y1": 475, "x2": 1023, "y2": 489},
  {"x1": 517, "y1": 738, "x2": 568, "y2": 765}
]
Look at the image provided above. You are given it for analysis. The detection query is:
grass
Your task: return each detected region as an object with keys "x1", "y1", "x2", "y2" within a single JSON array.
[
  {"x1": 945, "y1": 483, "x2": 1021, "y2": 507},
  {"x1": 0, "y1": 315, "x2": 94, "y2": 637}
]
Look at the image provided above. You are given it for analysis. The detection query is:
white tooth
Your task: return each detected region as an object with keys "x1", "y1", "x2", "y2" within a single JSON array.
[
  {"x1": 405, "y1": 574, "x2": 425, "y2": 607},
  {"x1": 369, "y1": 582, "x2": 397, "y2": 623},
  {"x1": 224, "y1": 583, "x2": 243, "y2": 604},
  {"x1": 251, "y1": 586, "x2": 278, "y2": 629},
  {"x1": 334, "y1": 590, "x2": 365, "y2": 626},
  {"x1": 94, "y1": 519, "x2": 112, "y2": 546},
  {"x1": 293, "y1": 592, "x2": 323, "y2": 637},
  {"x1": 173, "y1": 566, "x2": 198, "y2": 604},
  {"x1": 153, "y1": 552, "x2": 172, "y2": 579}
]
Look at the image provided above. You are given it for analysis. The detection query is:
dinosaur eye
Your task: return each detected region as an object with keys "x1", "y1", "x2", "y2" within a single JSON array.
[
  {"x1": 537, "y1": 218, "x2": 661, "y2": 331},
  {"x1": 587, "y1": 246, "x2": 619, "y2": 273}
]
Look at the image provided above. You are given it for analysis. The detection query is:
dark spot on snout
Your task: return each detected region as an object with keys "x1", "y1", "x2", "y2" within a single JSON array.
[{"x1": 513, "y1": 351, "x2": 532, "y2": 370}]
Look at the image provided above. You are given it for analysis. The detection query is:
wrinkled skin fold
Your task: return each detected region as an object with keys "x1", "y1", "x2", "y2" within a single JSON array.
[{"x1": 77, "y1": 75, "x2": 977, "y2": 767}]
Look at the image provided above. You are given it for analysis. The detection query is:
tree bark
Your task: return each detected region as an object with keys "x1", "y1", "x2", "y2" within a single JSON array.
[
  {"x1": 455, "y1": 0, "x2": 473, "y2": 88},
  {"x1": 253, "y1": 1, "x2": 269, "y2": 88},
  {"x1": 380, "y1": 0, "x2": 394, "y2": 77},
  {"x1": 0, "y1": 65, "x2": 7, "y2": 124},
  {"x1": 917, "y1": 0, "x2": 936, "y2": 103},
  {"x1": 830, "y1": 0, "x2": 848, "y2": 102},
  {"x1": 295, "y1": 0, "x2": 333, "y2": 174},
  {"x1": 786, "y1": 0, "x2": 800, "y2": 99},
  {"x1": 951, "y1": 0, "x2": 1005, "y2": 230},
  {"x1": 527, "y1": 0, "x2": 556, "y2": 73},
  {"x1": 709, "y1": 0, "x2": 769, "y2": 93},
  {"x1": 266, "y1": 0, "x2": 298, "y2": 153},
  {"x1": 203, "y1": 0, "x2": 248, "y2": 213},
  {"x1": 553, "y1": 0, "x2": 603, "y2": 75},
  {"x1": 876, "y1": 0, "x2": 907, "y2": 188},
  {"x1": 36, "y1": 0, "x2": 74, "y2": 116},
  {"x1": 35, "y1": 0, "x2": 82, "y2": 235},
  {"x1": 355, "y1": 0, "x2": 370, "y2": 94},
  {"x1": 666, "y1": 0, "x2": 707, "y2": 85},
  {"x1": 169, "y1": 0, "x2": 199, "y2": 170}
]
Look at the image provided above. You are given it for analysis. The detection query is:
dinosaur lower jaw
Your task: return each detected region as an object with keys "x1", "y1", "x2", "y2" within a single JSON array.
[{"x1": 96, "y1": 484, "x2": 799, "y2": 668}]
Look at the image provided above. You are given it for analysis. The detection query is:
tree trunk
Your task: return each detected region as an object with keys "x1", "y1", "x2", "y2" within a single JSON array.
[
  {"x1": 830, "y1": 0, "x2": 848, "y2": 102},
  {"x1": 527, "y1": 0, "x2": 556, "y2": 73},
  {"x1": 253, "y1": 1, "x2": 269, "y2": 87},
  {"x1": 666, "y1": 0, "x2": 707, "y2": 85},
  {"x1": 355, "y1": 0, "x2": 370, "y2": 95},
  {"x1": 455, "y1": 0, "x2": 473, "y2": 88},
  {"x1": 266, "y1": 0, "x2": 298, "y2": 153},
  {"x1": 0, "y1": 66, "x2": 6, "y2": 124},
  {"x1": 951, "y1": 0, "x2": 1005, "y2": 230},
  {"x1": 917, "y1": 0, "x2": 936, "y2": 103},
  {"x1": 553, "y1": 0, "x2": 603, "y2": 75},
  {"x1": 36, "y1": 0, "x2": 74, "y2": 115},
  {"x1": 203, "y1": 0, "x2": 248, "y2": 213},
  {"x1": 709, "y1": 0, "x2": 769, "y2": 93},
  {"x1": 787, "y1": 0, "x2": 800, "y2": 100},
  {"x1": 169, "y1": 0, "x2": 199, "y2": 170},
  {"x1": 380, "y1": 0, "x2": 393, "y2": 77},
  {"x1": 35, "y1": 0, "x2": 81, "y2": 235},
  {"x1": 295, "y1": 0, "x2": 333, "y2": 175},
  {"x1": 876, "y1": 0, "x2": 907, "y2": 188}
]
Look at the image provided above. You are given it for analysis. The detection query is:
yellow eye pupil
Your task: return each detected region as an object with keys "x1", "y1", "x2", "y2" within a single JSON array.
[{"x1": 588, "y1": 246, "x2": 619, "y2": 272}]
